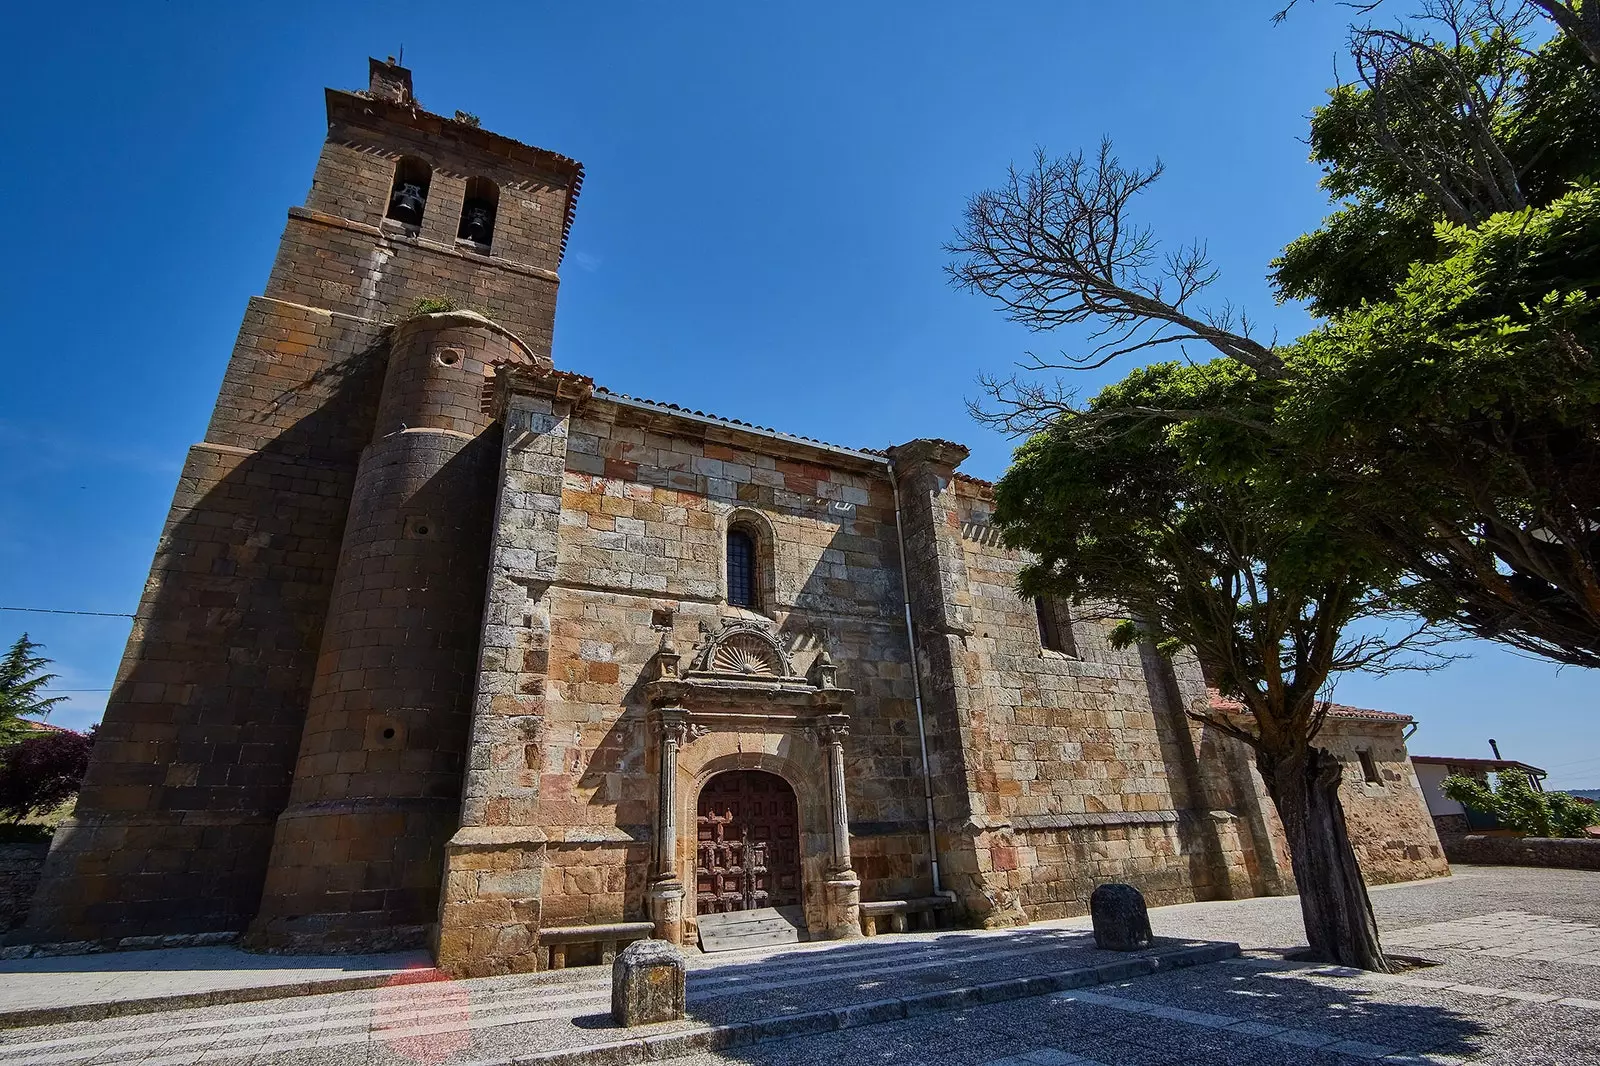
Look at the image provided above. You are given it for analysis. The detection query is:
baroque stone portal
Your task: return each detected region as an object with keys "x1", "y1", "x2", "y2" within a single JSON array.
[{"x1": 643, "y1": 621, "x2": 860, "y2": 944}]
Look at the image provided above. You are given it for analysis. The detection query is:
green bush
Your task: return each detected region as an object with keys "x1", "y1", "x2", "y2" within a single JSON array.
[{"x1": 1441, "y1": 769, "x2": 1599, "y2": 838}]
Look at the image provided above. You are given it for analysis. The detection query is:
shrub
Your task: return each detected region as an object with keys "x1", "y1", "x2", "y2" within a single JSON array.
[
  {"x1": 1441, "y1": 769, "x2": 1599, "y2": 838},
  {"x1": 0, "y1": 728, "x2": 93, "y2": 821}
]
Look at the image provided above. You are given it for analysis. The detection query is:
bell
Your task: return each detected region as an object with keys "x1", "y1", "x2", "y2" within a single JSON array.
[
  {"x1": 459, "y1": 198, "x2": 496, "y2": 245},
  {"x1": 388, "y1": 182, "x2": 426, "y2": 226}
]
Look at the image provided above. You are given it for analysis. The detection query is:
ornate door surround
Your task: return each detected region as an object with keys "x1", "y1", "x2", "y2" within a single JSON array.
[{"x1": 642, "y1": 618, "x2": 861, "y2": 944}]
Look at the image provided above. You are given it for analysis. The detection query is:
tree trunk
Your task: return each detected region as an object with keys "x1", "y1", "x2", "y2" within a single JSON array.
[{"x1": 1259, "y1": 744, "x2": 1392, "y2": 972}]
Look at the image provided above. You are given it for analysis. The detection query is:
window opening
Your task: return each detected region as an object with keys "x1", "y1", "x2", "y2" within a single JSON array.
[
  {"x1": 1035, "y1": 597, "x2": 1077, "y2": 656},
  {"x1": 727, "y1": 529, "x2": 757, "y2": 608},
  {"x1": 457, "y1": 176, "x2": 499, "y2": 249},
  {"x1": 387, "y1": 157, "x2": 432, "y2": 228},
  {"x1": 1357, "y1": 749, "x2": 1382, "y2": 785}
]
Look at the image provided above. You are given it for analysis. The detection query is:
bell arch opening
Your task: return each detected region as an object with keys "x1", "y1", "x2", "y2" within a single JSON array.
[
  {"x1": 386, "y1": 156, "x2": 432, "y2": 229},
  {"x1": 694, "y1": 769, "x2": 801, "y2": 915}
]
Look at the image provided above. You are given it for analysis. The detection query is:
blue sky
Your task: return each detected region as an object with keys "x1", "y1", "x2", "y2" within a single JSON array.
[{"x1": 1, "y1": 2, "x2": 1596, "y2": 788}]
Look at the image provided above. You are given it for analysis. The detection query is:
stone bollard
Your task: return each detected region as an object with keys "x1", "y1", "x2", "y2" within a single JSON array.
[
  {"x1": 1089, "y1": 883, "x2": 1153, "y2": 951},
  {"x1": 611, "y1": 939, "x2": 686, "y2": 1026}
]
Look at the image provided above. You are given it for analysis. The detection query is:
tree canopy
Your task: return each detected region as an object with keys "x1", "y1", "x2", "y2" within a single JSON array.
[
  {"x1": 993, "y1": 359, "x2": 1445, "y2": 971},
  {"x1": 953, "y1": 0, "x2": 1600, "y2": 670}
]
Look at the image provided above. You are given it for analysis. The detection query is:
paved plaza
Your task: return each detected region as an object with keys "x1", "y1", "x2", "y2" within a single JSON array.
[{"x1": 0, "y1": 865, "x2": 1595, "y2": 1065}]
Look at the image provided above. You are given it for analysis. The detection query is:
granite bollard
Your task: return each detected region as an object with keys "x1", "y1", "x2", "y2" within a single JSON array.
[
  {"x1": 611, "y1": 938, "x2": 686, "y2": 1026},
  {"x1": 1090, "y1": 883, "x2": 1152, "y2": 951}
]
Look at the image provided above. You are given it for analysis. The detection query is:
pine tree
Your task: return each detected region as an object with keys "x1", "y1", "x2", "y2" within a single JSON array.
[{"x1": 0, "y1": 634, "x2": 66, "y2": 744}]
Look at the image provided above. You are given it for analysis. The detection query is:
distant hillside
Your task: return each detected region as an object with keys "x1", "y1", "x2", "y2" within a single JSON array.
[{"x1": 1565, "y1": 789, "x2": 1600, "y2": 802}]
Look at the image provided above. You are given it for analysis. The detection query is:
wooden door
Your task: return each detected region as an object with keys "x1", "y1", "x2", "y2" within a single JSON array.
[{"x1": 695, "y1": 770, "x2": 801, "y2": 914}]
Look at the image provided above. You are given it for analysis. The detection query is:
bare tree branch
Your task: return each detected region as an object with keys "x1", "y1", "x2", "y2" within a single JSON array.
[{"x1": 946, "y1": 142, "x2": 1287, "y2": 392}]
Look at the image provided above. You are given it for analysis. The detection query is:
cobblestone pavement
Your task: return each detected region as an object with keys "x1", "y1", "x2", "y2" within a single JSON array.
[{"x1": 3, "y1": 865, "x2": 1596, "y2": 1065}]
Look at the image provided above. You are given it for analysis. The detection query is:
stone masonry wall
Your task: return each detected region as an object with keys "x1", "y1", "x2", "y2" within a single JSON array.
[
  {"x1": 19, "y1": 64, "x2": 579, "y2": 947},
  {"x1": 1320, "y1": 719, "x2": 1449, "y2": 885},
  {"x1": 532, "y1": 399, "x2": 930, "y2": 934},
  {"x1": 0, "y1": 845, "x2": 48, "y2": 935},
  {"x1": 1438, "y1": 833, "x2": 1600, "y2": 870},
  {"x1": 944, "y1": 479, "x2": 1253, "y2": 920},
  {"x1": 20, "y1": 301, "x2": 387, "y2": 943}
]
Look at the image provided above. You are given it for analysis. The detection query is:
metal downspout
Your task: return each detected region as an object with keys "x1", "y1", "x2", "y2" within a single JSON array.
[{"x1": 889, "y1": 462, "x2": 944, "y2": 897}]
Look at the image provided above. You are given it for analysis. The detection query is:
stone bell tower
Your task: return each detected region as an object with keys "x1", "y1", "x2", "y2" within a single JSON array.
[{"x1": 17, "y1": 59, "x2": 583, "y2": 949}]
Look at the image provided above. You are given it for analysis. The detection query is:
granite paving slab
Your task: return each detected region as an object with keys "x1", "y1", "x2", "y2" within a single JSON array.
[
  {"x1": 0, "y1": 947, "x2": 433, "y2": 1026},
  {"x1": 0, "y1": 927, "x2": 1237, "y2": 1065}
]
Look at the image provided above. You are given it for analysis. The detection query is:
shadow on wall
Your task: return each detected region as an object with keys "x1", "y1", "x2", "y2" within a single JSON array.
[{"x1": 15, "y1": 325, "x2": 393, "y2": 943}]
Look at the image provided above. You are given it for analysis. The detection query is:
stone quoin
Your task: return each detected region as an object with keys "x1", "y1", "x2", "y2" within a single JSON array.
[{"x1": 9, "y1": 60, "x2": 1449, "y2": 973}]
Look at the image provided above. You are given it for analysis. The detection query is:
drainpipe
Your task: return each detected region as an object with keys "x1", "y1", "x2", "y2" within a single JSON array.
[{"x1": 889, "y1": 462, "x2": 945, "y2": 898}]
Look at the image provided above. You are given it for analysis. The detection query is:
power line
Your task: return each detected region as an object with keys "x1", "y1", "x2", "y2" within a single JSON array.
[{"x1": 1, "y1": 607, "x2": 134, "y2": 618}]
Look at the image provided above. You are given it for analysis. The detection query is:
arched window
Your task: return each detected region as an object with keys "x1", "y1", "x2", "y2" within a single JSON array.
[
  {"x1": 457, "y1": 177, "x2": 499, "y2": 250},
  {"x1": 727, "y1": 528, "x2": 757, "y2": 608},
  {"x1": 386, "y1": 157, "x2": 432, "y2": 228}
]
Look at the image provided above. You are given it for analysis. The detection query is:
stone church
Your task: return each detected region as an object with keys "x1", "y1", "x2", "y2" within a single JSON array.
[{"x1": 15, "y1": 60, "x2": 1447, "y2": 975}]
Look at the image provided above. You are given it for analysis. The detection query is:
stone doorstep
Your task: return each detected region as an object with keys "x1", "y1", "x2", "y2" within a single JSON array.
[
  {"x1": 0, "y1": 968, "x2": 446, "y2": 1031},
  {"x1": 491, "y1": 940, "x2": 1242, "y2": 1066}
]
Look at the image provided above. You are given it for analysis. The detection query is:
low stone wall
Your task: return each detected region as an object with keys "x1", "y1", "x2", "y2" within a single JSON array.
[
  {"x1": 1442, "y1": 833, "x2": 1600, "y2": 870},
  {"x1": 0, "y1": 843, "x2": 50, "y2": 934}
]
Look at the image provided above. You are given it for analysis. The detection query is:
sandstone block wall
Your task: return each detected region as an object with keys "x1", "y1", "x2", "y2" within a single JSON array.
[
  {"x1": 20, "y1": 301, "x2": 387, "y2": 943},
  {"x1": 1319, "y1": 718, "x2": 1449, "y2": 885},
  {"x1": 247, "y1": 315, "x2": 513, "y2": 952},
  {"x1": 0, "y1": 844, "x2": 48, "y2": 935},
  {"x1": 937, "y1": 478, "x2": 1256, "y2": 919},
  {"x1": 532, "y1": 399, "x2": 930, "y2": 929},
  {"x1": 18, "y1": 63, "x2": 579, "y2": 948}
]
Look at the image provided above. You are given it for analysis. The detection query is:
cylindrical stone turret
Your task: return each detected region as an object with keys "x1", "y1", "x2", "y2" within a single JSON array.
[{"x1": 247, "y1": 312, "x2": 540, "y2": 952}]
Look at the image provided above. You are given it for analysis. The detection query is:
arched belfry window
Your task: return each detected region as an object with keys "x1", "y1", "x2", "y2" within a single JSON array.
[
  {"x1": 727, "y1": 529, "x2": 757, "y2": 608},
  {"x1": 386, "y1": 157, "x2": 432, "y2": 229},
  {"x1": 457, "y1": 177, "x2": 499, "y2": 250}
]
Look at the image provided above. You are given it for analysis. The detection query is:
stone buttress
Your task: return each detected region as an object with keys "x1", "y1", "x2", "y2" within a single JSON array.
[{"x1": 15, "y1": 58, "x2": 581, "y2": 947}]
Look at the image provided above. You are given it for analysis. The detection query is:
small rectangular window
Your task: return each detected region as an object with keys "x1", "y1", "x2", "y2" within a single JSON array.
[
  {"x1": 1357, "y1": 749, "x2": 1382, "y2": 785},
  {"x1": 1035, "y1": 597, "x2": 1077, "y2": 656}
]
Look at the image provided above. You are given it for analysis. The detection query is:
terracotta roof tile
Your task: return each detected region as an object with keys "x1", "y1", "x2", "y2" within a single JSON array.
[{"x1": 1207, "y1": 691, "x2": 1414, "y2": 724}]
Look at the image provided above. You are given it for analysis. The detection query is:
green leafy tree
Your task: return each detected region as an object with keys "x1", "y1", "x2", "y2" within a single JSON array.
[
  {"x1": 994, "y1": 359, "x2": 1446, "y2": 973},
  {"x1": 0, "y1": 635, "x2": 65, "y2": 744},
  {"x1": 951, "y1": 4, "x2": 1600, "y2": 670},
  {"x1": 1441, "y1": 768, "x2": 1600, "y2": 836},
  {"x1": 1270, "y1": 8, "x2": 1600, "y2": 668},
  {"x1": 1284, "y1": 189, "x2": 1600, "y2": 667}
]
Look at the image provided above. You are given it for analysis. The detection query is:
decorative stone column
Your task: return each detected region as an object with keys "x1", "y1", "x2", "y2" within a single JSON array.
[
  {"x1": 648, "y1": 705, "x2": 689, "y2": 945},
  {"x1": 818, "y1": 714, "x2": 862, "y2": 939}
]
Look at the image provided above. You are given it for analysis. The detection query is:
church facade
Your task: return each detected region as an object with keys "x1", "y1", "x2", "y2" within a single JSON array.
[{"x1": 17, "y1": 61, "x2": 1447, "y2": 975}]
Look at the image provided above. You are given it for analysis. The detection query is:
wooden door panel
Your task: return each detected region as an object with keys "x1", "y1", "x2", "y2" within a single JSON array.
[{"x1": 694, "y1": 770, "x2": 800, "y2": 915}]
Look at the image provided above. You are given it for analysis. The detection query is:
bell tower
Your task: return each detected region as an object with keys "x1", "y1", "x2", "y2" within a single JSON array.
[{"x1": 17, "y1": 60, "x2": 583, "y2": 948}]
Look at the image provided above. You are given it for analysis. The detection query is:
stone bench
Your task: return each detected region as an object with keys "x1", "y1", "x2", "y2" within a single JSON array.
[
  {"x1": 539, "y1": 921, "x2": 657, "y2": 970},
  {"x1": 859, "y1": 897, "x2": 955, "y2": 936}
]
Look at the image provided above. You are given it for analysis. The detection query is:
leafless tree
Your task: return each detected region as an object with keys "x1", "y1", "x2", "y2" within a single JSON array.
[
  {"x1": 1345, "y1": 1, "x2": 1536, "y2": 223},
  {"x1": 1277, "y1": 0, "x2": 1600, "y2": 69},
  {"x1": 945, "y1": 142, "x2": 1285, "y2": 435}
]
